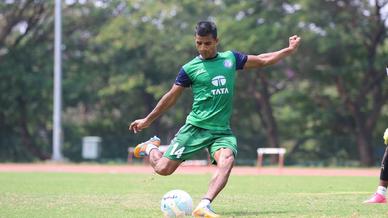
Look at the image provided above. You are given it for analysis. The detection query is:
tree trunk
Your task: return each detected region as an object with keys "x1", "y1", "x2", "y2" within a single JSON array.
[
  {"x1": 17, "y1": 96, "x2": 50, "y2": 160},
  {"x1": 355, "y1": 128, "x2": 374, "y2": 166},
  {"x1": 141, "y1": 90, "x2": 161, "y2": 135},
  {"x1": 251, "y1": 72, "x2": 279, "y2": 164},
  {"x1": 335, "y1": 77, "x2": 376, "y2": 166}
]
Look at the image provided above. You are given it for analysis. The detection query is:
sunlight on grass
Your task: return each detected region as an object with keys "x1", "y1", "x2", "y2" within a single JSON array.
[{"x1": 0, "y1": 172, "x2": 387, "y2": 217}]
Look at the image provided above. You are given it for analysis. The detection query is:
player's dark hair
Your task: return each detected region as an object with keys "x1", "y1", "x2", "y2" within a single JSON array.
[{"x1": 195, "y1": 21, "x2": 217, "y2": 39}]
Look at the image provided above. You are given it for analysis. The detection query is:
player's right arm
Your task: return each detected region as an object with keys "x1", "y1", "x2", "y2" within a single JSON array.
[{"x1": 129, "y1": 84, "x2": 185, "y2": 133}]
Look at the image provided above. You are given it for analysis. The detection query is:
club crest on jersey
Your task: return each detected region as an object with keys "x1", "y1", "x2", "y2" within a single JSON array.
[
  {"x1": 211, "y1": 75, "x2": 229, "y2": 95},
  {"x1": 223, "y1": 59, "x2": 233, "y2": 68}
]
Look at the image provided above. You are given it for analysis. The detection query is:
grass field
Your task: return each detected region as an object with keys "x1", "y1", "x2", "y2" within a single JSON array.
[{"x1": 0, "y1": 172, "x2": 387, "y2": 218}]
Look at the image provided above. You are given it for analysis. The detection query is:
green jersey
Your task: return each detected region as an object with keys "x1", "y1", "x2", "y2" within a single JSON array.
[{"x1": 175, "y1": 51, "x2": 247, "y2": 130}]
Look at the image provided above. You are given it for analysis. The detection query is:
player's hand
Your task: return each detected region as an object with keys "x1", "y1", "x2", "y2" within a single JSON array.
[
  {"x1": 384, "y1": 128, "x2": 388, "y2": 145},
  {"x1": 129, "y1": 118, "x2": 150, "y2": 133},
  {"x1": 288, "y1": 35, "x2": 301, "y2": 52}
]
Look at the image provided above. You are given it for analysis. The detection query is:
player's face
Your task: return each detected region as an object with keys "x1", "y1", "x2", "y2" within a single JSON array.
[{"x1": 195, "y1": 34, "x2": 218, "y2": 59}]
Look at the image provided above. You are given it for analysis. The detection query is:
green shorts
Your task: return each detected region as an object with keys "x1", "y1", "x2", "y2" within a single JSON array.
[{"x1": 163, "y1": 123, "x2": 237, "y2": 164}]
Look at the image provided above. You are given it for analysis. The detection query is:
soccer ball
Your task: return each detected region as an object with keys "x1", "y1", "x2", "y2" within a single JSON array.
[{"x1": 160, "y1": 189, "x2": 193, "y2": 217}]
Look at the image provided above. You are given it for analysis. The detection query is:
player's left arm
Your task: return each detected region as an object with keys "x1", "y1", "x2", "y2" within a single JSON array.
[
  {"x1": 129, "y1": 84, "x2": 185, "y2": 133},
  {"x1": 243, "y1": 35, "x2": 301, "y2": 69}
]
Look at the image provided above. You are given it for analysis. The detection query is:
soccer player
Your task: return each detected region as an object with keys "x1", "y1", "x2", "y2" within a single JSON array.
[
  {"x1": 364, "y1": 128, "x2": 388, "y2": 203},
  {"x1": 129, "y1": 21, "x2": 301, "y2": 217}
]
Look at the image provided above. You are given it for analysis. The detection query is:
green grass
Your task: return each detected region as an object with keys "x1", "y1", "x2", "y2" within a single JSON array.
[{"x1": 0, "y1": 172, "x2": 387, "y2": 217}]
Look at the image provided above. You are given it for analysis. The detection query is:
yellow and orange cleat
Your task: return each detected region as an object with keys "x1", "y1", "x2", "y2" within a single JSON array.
[
  {"x1": 133, "y1": 136, "x2": 161, "y2": 158},
  {"x1": 192, "y1": 204, "x2": 220, "y2": 218}
]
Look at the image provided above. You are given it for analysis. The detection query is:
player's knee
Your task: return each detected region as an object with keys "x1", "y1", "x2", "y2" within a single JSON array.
[
  {"x1": 155, "y1": 164, "x2": 175, "y2": 176},
  {"x1": 225, "y1": 152, "x2": 235, "y2": 163},
  {"x1": 155, "y1": 169, "x2": 172, "y2": 176},
  {"x1": 225, "y1": 155, "x2": 235, "y2": 168},
  {"x1": 154, "y1": 158, "x2": 181, "y2": 176},
  {"x1": 219, "y1": 154, "x2": 234, "y2": 170}
]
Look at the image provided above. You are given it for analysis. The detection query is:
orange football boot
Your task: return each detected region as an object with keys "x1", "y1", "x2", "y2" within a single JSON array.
[
  {"x1": 192, "y1": 204, "x2": 220, "y2": 218},
  {"x1": 133, "y1": 136, "x2": 161, "y2": 158}
]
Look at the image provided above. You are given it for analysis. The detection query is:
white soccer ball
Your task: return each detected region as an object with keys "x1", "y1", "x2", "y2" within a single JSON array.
[{"x1": 160, "y1": 189, "x2": 193, "y2": 217}]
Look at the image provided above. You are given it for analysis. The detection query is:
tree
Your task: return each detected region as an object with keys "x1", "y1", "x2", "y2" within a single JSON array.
[
  {"x1": 297, "y1": 0, "x2": 388, "y2": 165},
  {"x1": 0, "y1": 1, "x2": 53, "y2": 161},
  {"x1": 218, "y1": 1, "x2": 303, "y2": 163}
]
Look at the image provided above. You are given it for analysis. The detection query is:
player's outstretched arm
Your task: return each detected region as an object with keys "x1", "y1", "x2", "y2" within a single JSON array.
[
  {"x1": 244, "y1": 35, "x2": 301, "y2": 69},
  {"x1": 129, "y1": 84, "x2": 185, "y2": 133}
]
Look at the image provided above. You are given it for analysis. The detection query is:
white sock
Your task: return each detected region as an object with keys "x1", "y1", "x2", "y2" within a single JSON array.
[
  {"x1": 197, "y1": 199, "x2": 211, "y2": 208},
  {"x1": 376, "y1": 186, "x2": 387, "y2": 196},
  {"x1": 145, "y1": 144, "x2": 157, "y2": 155}
]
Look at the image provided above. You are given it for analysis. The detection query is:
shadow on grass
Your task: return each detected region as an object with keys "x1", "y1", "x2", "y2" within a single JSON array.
[{"x1": 222, "y1": 210, "x2": 288, "y2": 217}]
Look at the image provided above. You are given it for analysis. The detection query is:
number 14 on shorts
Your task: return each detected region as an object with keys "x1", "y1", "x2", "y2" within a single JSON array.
[{"x1": 170, "y1": 143, "x2": 185, "y2": 158}]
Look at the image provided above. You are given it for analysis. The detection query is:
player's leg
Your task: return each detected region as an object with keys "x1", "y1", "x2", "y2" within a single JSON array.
[
  {"x1": 133, "y1": 124, "x2": 209, "y2": 176},
  {"x1": 132, "y1": 136, "x2": 182, "y2": 176},
  {"x1": 151, "y1": 155, "x2": 181, "y2": 176},
  {"x1": 206, "y1": 148, "x2": 234, "y2": 200},
  {"x1": 364, "y1": 146, "x2": 388, "y2": 203},
  {"x1": 192, "y1": 148, "x2": 234, "y2": 218},
  {"x1": 193, "y1": 134, "x2": 237, "y2": 218}
]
